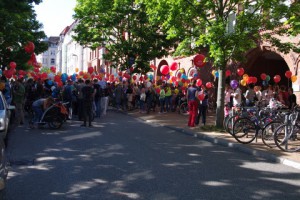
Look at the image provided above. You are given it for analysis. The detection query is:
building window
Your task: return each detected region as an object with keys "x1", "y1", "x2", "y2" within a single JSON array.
[
  {"x1": 227, "y1": 12, "x2": 236, "y2": 33},
  {"x1": 51, "y1": 58, "x2": 55, "y2": 65}
]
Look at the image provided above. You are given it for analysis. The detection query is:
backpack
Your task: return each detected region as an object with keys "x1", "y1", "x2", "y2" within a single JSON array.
[
  {"x1": 94, "y1": 84, "x2": 102, "y2": 98},
  {"x1": 83, "y1": 86, "x2": 94, "y2": 101},
  {"x1": 63, "y1": 85, "x2": 72, "y2": 101}
]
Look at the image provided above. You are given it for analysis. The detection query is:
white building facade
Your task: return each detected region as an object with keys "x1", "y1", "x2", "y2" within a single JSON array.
[{"x1": 36, "y1": 37, "x2": 60, "y2": 68}]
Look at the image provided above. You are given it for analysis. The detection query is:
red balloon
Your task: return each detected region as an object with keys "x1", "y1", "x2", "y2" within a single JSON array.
[
  {"x1": 4, "y1": 70, "x2": 13, "y2": 79},
  {"x1": 177, "y1": 72, "x2": 182, "y2": 79},
  {"x1": 225, "y1": 70, "x2": 231, "y2": 77},
  {"x1": 9, "y1": 62, "x2": 17, "y2": 69},
  {"x1": 274, "y1": 75, "x2": 281, "y2": 83},
  {"x1": 88, "y1": 67, "x2": 94, "y2": 74},
  {"x1": 260, "y1": 73, "x2": 267, "y2": 80},
  {"x1": 118, "y1": 71, "x2": 123, "y2": 77},
  {"x1": 50, "y1": 66, "x2": 56, "y2": 73},
  {"x1": 24, "y1": 42, "x2": 35, "y2": 53},
  {"x1": 194, "y1": 54, "x2": 206, "y2": 68},
  {"x1": 132, "y1": 75, "x2": 137, "y2": 80},
  {"x1": 41, "y1": 72, "x2": 48, "y2": 80},
  {"x1": 237, "y1": 68, "x2": 244, "y2": 76},
  {"x1": 206, "y1": 82, "x2": 212, "y2": 89},
  {"x1": 18, "y1": 70, "x2": 25, "y2": 76},
  {"x1": 285, "y1": 71, "x2": 292, "y2": 79},
  {"x1": 198, "y1": 93, "x2": 205, "y2": 101},
  {"x1": 252, "y1": 77, "x2": 257, "y2": 84},
  {"x1": 124, "y1": 73, "x2": 131, "y2": 79},
  {"x1": 160, "y1": 65, "x2": 170, "y2": 75},
  {"x1": 170, "y1": 62, "x2": 178, "y2": 71},
  {"x1": 171, "y1": 76, "x2": 177, "y2": 82},
  {"x1": 34, "y1": 68, "x2": 40, "y2": 73},
  {"x1": 196, "y1": 79, "x2": 202, "y2": 87}
]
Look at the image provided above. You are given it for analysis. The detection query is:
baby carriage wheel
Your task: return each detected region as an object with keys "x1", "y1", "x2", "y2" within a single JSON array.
[{"x1": 48, "y1": 116, "x2": 63, "y2": 129}]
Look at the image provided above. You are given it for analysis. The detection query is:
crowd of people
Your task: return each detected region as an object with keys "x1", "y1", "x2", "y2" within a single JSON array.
[
  {"x1": 0, "y1": 74, "x2": 297, "y2": 130},
  {"x1": 224, "y1": 83, "x2": 297, "y2": 109}
]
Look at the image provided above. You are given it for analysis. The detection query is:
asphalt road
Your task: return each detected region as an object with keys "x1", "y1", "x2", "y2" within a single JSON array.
[{"x1": 5, "y1": 111, "x2": 300, "y2": 200}]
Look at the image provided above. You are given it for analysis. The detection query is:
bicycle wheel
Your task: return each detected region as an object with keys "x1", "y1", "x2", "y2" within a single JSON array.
[
  {"x1": 179, "y1": 102, "x2": 188, "y2": 115},
  {"x1": 233, "y1": 117, "x2": 257, "y2": 144},
  {"x1": 225, "y1": 115, "x2": 240, "y2": 135},
  {"x1": 223, "y1": 115, "x2": 230, "y2": 130},
  {"x1": 274, "y1": 124, "x2": 300, "y2": 152},
  {"x1": 261, "y1": 121, "x2": 282, "y2": 148}
]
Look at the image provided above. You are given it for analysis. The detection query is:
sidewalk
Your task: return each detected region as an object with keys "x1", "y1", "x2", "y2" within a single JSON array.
[{"x1": 126, "y1": 109, "x2": 300, "y2": 170}]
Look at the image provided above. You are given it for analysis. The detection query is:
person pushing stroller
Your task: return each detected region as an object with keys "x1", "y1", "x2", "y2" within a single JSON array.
[{"x1": 29, "y1": 96, "x2": 54, "y2": 128}]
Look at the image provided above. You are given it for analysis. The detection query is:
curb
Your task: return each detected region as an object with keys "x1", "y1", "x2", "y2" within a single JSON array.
[
  {"x1": 164, "y1": 125, "x2": 300, "y2": 170},
  {"x1": 112, "y1": 108, "x2": 300, "y2": 170}
]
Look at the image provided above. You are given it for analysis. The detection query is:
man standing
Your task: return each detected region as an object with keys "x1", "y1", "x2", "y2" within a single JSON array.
[
  {"x1": 81, "y1": 79, "x2": 96, "y2": 127},
  {"x1": 93, "y1": 79, "x2": 102, "y2": 118},
  {"x1": 62, "y1": 80, "x2": 74, "y2": 119},
  {"x1": 75, "y1": 79, "x2": 84, "y2": 120},
  {"x1": 12, "y1": 78, "x2": 25, "y2": 125}
]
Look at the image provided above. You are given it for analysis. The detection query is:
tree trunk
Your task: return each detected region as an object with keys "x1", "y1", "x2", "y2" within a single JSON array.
[{"x1": 215, "y1": 69, "x2": 225, "y2": 128}]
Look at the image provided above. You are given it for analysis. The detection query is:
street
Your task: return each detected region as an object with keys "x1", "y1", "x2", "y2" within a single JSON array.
[{"x1": 5, "y1": 111, "x2": 300, "y2": 200}]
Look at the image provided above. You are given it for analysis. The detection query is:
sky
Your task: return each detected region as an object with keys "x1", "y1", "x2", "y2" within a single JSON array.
[{"x1": 34, "y1": 0, "x2": 77, "y2": 37}]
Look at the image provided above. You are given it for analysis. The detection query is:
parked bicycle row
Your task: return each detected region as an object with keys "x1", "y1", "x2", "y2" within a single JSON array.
[{"x1": 224, "y1": 99, "x2": 300, "y2": 152}]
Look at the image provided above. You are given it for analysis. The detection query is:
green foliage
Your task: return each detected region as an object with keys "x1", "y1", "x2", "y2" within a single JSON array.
[
  {"x1": 140, "y1": 0, "x2": 299, "y2": 127},
  {"x1": 141, "y1": 0, "x2": 298, "y2": 68},
  {"x1": 73, "y1": 0, "x2": 176, "y2": 74},
  {"x1": 0, "y1": 0, "x2": 47, "y2": 71}
]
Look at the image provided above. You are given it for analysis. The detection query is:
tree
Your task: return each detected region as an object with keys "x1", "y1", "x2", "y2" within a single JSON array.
[
  {"x1": 141, "y1": 0, "x2": 299, "y2": 127},
  {"x1": 73, "y1": 0, "x2": 176, "y2": 74},
  {"x1": 0, "y1": 0, "x2": 48, "y2": 71}
]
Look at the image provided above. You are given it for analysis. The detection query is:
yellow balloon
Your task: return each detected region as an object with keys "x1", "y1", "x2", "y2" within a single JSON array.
[
  {"x1": 180, "y1": 69, "x2": 185, "y2": 73},
  {"x1": 240, "y1": 79, "x2": 247, "y2": 86},
  {"x1": 211, "y1": 70, "x2": 216, "y2": 76},
  {"x1": 174, "y1": 89, "x2": 179, "y2": 94},
  {"x1": 291, "y1": 75, "x2": 297, "y2": 83},
  {"x1": 243, "y1": 74, "x2": 249, "y2": 79},
  {"x1": 243, "y1": 74, "x2": 249, "y2": 82},
  {"x1": 169, "y1": 71, "x2": 173, "y2": 76}
]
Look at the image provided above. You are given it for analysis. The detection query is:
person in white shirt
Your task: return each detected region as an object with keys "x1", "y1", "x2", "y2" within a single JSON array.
[
  {"x1": 231, "y1": 87, "x2": 242, "y2": 106},
  {"x1": 262, "y1": 84, "x2": 274, "y2": 103}
]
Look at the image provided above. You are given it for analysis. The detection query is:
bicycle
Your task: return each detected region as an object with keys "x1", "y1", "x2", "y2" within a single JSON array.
[
  {"x1": 273, "y1": 108, "x2": 300, "y2": 152},
  {"x1": 178, "y1": 97, "x2": 188, "y2": 115},
  {"x1": 232, "y1": 103, "x2": 286, "y2": 144}
]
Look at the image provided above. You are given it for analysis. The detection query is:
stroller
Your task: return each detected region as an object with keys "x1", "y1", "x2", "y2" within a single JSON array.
[{"x1": 30, "y1": 101, "x2": 69, "y2": 129}]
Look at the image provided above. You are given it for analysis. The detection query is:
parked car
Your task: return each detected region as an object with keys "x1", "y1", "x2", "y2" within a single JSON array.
[
  {"x1": 0, "y1": 138, "x2": 8, "y2": 199},
  {"x1": 0, "y1": 91, "x2": 15, "y2": 143},
  {"x1": 0, "y1": 91, "x2": 13, "y2": 198}
]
